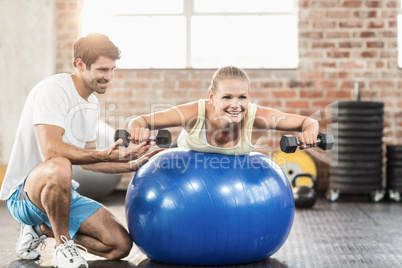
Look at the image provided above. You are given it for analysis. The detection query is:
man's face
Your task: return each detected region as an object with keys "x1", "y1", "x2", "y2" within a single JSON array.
[{"x1": 83, "y1": 56, "x2": 116, "y2": 94}]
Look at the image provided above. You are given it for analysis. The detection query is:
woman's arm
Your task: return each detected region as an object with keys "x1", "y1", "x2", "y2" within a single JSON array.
[
  {"x1": 253, "y1": 106, "x2": 319, "y2": 148},
  {"x1": 128, "y1": 101, "x2": 199, "y2": 144}
]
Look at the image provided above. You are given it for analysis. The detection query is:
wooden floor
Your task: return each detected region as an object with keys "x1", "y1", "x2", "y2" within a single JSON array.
[{"x1": 1, "y1": 191, "x2": 402, "y2": 268}]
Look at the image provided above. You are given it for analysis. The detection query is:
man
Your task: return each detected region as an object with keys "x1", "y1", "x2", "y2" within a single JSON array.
[{"x1": 0, "y1": 33, "x2": 157, "y2": 268}]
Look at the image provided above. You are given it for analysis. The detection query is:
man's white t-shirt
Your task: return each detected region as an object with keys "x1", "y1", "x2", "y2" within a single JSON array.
[{"x1": 0, "y1": 74, "x2": 99, "y2": 200}]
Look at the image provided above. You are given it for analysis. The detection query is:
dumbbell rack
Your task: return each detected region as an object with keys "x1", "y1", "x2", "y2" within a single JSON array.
[
  {"x1": 386, "y1": 146, "x2": 402, "y2": 201},
  {"x1": 326, "y1": 101, "x2": 384, "y2": 202}
]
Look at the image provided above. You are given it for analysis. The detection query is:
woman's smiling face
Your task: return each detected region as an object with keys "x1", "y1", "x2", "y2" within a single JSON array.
[{"x1": 210, "y1": 79, "x2": 249, "y2": 124}]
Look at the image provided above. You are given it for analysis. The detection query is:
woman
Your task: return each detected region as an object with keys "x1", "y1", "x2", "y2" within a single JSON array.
[{"x1": 128, "y1": 66, "x2": 318, "y2": 155}]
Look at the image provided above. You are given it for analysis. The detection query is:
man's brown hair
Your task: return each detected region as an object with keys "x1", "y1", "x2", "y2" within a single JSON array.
[{"x1": 73, "y1": 33, "x2": 121, "y2": 69}]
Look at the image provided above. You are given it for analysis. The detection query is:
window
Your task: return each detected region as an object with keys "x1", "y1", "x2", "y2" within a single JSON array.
[{"x1": 81, "y1": 0, "x2": 298, "y2": 69}]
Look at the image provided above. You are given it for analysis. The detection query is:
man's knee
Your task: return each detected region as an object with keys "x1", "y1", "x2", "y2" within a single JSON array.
[
  {"x1": 42, "y1": 157, "x2": 72, "y2": 188},
  {"x1": 25, "y1": 157, "x2": 72, "y2": 191},
  {"x1": 103, "y1": 227, "x2": 133, "y2": 260},
  {"x1": 108, "y1": 238, "x2": 132, "y2": 260},
  {"x1": 25, "y1": 157, "x2": 73, "y2": 195}
]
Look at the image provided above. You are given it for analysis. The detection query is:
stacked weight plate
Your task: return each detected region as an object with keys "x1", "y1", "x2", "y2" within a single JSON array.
[
  {"x1": 386, "y1": 146, "x2": 402, "y2": 201},
  {"x1": 327, "y1": 101, "x2": 384, "y2": 201}
]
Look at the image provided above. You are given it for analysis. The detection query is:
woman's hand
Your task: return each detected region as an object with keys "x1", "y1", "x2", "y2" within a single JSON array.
[
  {"x1": 297, "y1": 131, "x2": 318, "y2": 150},
  {"x1": 129, "y1": 127, "x2": 156, "y2": 146}
]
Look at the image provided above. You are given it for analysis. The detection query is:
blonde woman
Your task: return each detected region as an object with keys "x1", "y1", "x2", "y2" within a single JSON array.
[{"x1": 129, "y1": 66, "x2": 319, "y2": 154}]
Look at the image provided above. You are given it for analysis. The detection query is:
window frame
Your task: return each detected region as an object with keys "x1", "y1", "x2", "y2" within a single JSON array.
[{"x1": 82, "y1": 0, "x2": 299, "y2": 69}]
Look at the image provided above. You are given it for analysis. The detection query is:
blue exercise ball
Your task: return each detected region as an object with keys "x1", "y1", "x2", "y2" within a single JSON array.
[{"x1": 125, "y1": 149, "x2": 294, "y2": 266}]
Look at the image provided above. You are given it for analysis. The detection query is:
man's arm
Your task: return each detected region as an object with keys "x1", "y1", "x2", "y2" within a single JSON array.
[
  {"x1": 79, "y1": 149, "x2": 165, "y2": 174},
  {"x1": 36, "y1": 124, "x2": 150, "y2": 165},
  {"x1": 79, "y1": 140, "x2": 164, "y2": 174}
]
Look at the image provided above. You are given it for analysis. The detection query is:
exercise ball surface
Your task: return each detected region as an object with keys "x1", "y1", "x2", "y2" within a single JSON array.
[{"x1": 125, "y1": 149, "x2": 294, "y2": 266}]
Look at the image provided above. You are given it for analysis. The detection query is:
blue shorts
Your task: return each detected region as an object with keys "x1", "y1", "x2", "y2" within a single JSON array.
[{"x1": 6, "y1": 182, "x2": 102, "y2": 239}]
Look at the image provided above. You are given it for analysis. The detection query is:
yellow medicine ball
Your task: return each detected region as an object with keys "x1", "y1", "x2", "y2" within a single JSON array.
[{"x1": 273, "y1": 150, "x2": 317, "y2": 187}]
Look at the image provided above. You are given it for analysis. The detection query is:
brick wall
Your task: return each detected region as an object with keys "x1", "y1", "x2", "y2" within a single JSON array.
[
  {"x1": 55, "y1": 0, "x2": 83, "y2": 73},
  {"x1": 55, "y1": 0, "x2": 401, "y2": 191}
]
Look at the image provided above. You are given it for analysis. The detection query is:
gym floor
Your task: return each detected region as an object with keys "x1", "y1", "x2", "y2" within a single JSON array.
[{"x1": 1, "y1": 191, "x2": 402, "y2": 268}]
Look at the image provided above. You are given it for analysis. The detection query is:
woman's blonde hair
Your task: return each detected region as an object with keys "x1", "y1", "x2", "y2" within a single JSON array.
[
  {"x1": 209, "y1": 66, "x2": 250, "y2": 93},
  {"x1": 209, "y1": 66, "x2": 252, "y2": 147}
]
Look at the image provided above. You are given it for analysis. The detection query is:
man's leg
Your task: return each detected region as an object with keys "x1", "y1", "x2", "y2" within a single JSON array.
[
  {"x1": 31, "y1": 189, "x2": 132, "y2": 261},
  {"x1": 24, "y1": 156, "x2": 132, "y2": 261},
  {"x1": 74, "y1": 206, "x2": 133, "y2": 260},
  {"x1": 23, "y1": 157, "x2": 88, "y2": 267},
  {"x1": 23, "y1": 157, "x2": 73, "y2": 246},
  {"x1": 34, "y1": 198, "x2": 133, "y2": 260}
]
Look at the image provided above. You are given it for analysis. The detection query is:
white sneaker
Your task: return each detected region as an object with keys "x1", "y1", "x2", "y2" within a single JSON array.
[
  {"x1": 16, "y1": 222, "x2": 47, "y2": 260},
  {"x1": 52, "y1": 235, "x2": 88, "y2": 268}
]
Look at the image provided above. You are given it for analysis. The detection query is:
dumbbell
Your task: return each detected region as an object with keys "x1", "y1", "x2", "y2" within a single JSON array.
[
  {"x1": 280, "y1": 132, "x2": 334, "y2": 153},
  {"x1": 114, "y1": 129, "x2": 172, "y2": 148}
]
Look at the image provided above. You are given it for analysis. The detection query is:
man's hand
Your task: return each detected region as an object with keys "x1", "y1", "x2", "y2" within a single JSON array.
[
  {"x1": 104, "y1": 139, "x2": 151, "y2": 162},
  {"x1": 128, "y1": 148, "x2": 166, "y2": 171}
]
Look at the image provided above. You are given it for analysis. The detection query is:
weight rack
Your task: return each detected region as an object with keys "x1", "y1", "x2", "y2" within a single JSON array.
[{"x1": 327, "y1": 101, "x2": 384, "y2": 202}]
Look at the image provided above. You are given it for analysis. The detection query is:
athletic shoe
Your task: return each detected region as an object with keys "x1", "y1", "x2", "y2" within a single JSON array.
[
  {"x1": 52, "y1": 235, "x2": 88, "y2": 268},
  {"x1": 16, "y1": 222, "x2": 46, "y2": 260}
]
